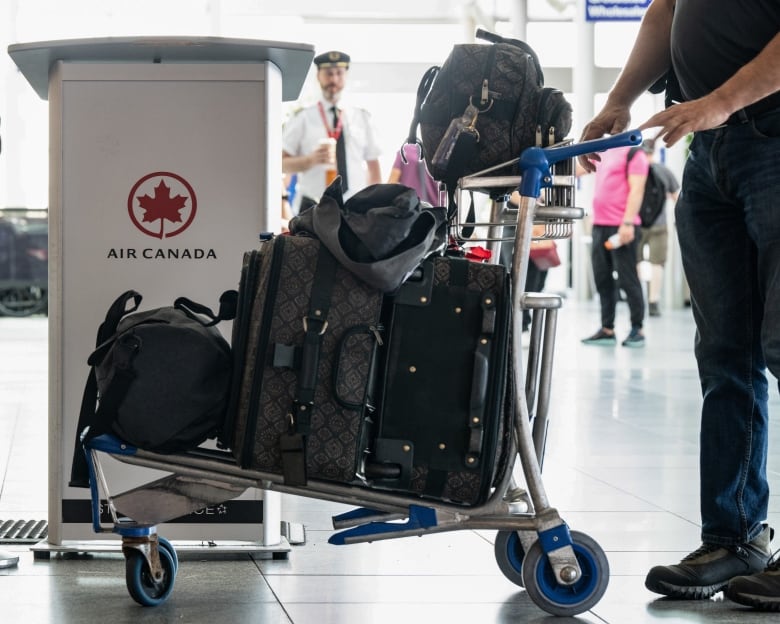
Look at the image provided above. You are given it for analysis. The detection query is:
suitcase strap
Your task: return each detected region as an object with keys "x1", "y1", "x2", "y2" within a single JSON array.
[
  {"x1": 280, "y1": 243, "x2": 339, "y2": 486},
  {"x1": 449, "y1": 259, "x2": 499, "y2": 468},
  {"x1": 467, "y1": 291, "x2": 498, "y2": 465},
  {"x1": 69, "y1": 290, "x2": 143, "y2": 488}
]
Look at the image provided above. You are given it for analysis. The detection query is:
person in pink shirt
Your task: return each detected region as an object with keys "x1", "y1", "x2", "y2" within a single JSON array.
[{"x1": 582, "y1": 144, "x2": 649, "y2": 347}]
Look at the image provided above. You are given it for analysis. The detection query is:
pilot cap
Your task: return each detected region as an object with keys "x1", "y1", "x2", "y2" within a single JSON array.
[{"x1": 314, "y1": 51, "x2": 350, "y2": 69}]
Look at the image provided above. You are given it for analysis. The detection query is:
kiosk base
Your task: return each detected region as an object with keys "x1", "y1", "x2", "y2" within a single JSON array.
[{"x1": 30, "y1": 536, "x2": 294, "y2": 560}]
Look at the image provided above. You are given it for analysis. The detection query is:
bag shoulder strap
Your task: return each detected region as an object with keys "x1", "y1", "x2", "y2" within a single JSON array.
[
  {"x1": 99, "y1": 290, "x2": 142, "y2": 342},
  {"x1": 69, "y1": 290, "x2": 142, "y2": 487},
  {"x1": 404, "y1": 65, "x2": 440, "y2": 161},
  {"x1": 280, "y1": 242, "x2": 340, "y2": 486},
  {"x1": 174, "y1": 290, "x2": 237, "y2": 327}
]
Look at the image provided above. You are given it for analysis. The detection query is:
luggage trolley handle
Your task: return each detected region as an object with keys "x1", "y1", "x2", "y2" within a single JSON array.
[
  {"x1": 517, "y1": 129, "x2": 643, "y2": 199},
  {"x1": 507, "y1": 129, "x2": 642, "y2": 305}
]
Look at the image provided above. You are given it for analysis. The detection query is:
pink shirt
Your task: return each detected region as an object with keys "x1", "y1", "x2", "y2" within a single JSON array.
[{"x1": 591, "y1": 145, "x2": 649, "y2": 226}]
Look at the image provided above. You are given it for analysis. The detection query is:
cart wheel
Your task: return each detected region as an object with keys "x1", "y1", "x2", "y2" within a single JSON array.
[
  {"x1": 125, "y1": 545, "x2": 176, "y2": 606},
  {"x1": 157, "y1": 536, "x2": 179, "y2": 573},
  {"x1": 494, "y1": 530, "x2": 529, "y2": 587},
  {"x1": 521, "y1": 530, "x2": 609, "y2": 617}
]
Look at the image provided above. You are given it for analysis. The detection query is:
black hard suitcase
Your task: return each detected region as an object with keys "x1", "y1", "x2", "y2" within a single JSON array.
[
  {"x1": 225, "y1": 234, "x2": 384, "y2": 486},
  {"x1": 366, "y1": 255, "x2": 513, "y2": 506}
]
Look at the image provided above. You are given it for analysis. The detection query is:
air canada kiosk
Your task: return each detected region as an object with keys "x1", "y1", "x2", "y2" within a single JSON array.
[{"x1": 8, "y1": 36, "x2": 313, "y2": 554}]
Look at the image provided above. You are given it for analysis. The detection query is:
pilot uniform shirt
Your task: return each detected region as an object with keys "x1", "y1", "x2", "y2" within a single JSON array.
[{"x1": 282, "y1": 97, "x2": 382, "y2": 212}]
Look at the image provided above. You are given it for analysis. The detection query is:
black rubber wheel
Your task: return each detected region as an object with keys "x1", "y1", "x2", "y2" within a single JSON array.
[
  {"x1": 494, "y1": 530, "x2": 529, "y2": 587},
  {"x1": 521, "y1": 530, "x2": 609, "y2": 617},
  {"x1": 157, "y1": 536, "x2": 179, "y2": 573},
  {"x1": 125, "y1": 546, "x2": 176, "y2": 606}
]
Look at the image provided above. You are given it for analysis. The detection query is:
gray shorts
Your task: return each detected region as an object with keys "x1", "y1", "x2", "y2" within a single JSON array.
[{"x1": 637, "y1": 225, "x2": 668, "y2": 265}]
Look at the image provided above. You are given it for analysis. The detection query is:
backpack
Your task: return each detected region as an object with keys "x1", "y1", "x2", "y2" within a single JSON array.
[
  {"x1": 627, "y1": 147, "x2": 667, "y2": 228},
  {"x1": 69, "y1": 290, "x2": 236, "y2": 488},
  {"x1": 406, "y1": 29, "x2": 572, "y2": 193}
]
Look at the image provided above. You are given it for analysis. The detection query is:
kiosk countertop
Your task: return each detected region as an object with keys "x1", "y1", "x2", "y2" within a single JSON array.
[{"x1": 8, "y1": 36, "x2": 314, "y2": 101}]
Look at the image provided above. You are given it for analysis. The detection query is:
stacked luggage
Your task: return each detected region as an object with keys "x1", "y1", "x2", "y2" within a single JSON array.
[{"x1": 222, "y1": 184, "x2": 513, "y2": 508}]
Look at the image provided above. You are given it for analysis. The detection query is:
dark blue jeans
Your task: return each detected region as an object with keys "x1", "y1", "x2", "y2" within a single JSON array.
[{"x1": 676, "y1": 111, "x2": 780, "y2": 546}]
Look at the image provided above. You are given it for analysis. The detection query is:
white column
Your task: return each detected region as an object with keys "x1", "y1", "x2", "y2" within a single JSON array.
[
  {"x1": 573, "y1": 0, "x2": 597, "y2": 302},
  {"x1": 509, "y1": 0, "x2": 529, "y2": 38}
]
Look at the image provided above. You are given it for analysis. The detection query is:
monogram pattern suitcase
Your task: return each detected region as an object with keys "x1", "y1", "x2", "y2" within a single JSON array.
[
  {"x1": 367, "y1": 255, "x2": 513, "y2": 506},
  {"x1": 227, "y1": 235, "x2": 384, "y2": 486}
]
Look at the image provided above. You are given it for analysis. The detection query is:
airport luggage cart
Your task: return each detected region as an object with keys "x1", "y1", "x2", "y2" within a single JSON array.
[{"x1": 80, "y1": 130, "x2": 642, "y2": 616}]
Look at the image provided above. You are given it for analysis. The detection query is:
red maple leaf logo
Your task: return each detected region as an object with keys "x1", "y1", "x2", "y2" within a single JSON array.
[
  {"x1": 128, "y1": 172, "x2": 197, "y2": 239},
  {"x1": 137, "y1": 180, "x2": 187, "y2": 224}
]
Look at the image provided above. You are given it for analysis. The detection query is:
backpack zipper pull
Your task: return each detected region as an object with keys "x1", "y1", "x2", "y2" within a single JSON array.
[{"x1": 480, "y1": 79, "x2": 489, "y2": 106}]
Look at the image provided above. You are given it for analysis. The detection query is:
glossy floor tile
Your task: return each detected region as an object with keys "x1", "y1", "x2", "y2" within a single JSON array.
[{"x1": 2, "y1": 298, "x2": 780, "y2": 623}]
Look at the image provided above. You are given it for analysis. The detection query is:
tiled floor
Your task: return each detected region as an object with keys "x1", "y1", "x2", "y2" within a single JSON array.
[{"x1": 2, "y1": 298, "x2": 780, "y2": 623}]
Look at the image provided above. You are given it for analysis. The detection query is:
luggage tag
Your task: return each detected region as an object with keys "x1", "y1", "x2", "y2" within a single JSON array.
[{"x1": 431, "y1": 103, "x2": 480, "y2": 176}]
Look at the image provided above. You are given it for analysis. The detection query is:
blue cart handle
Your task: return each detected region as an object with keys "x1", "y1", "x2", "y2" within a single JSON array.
[{"x1": 518, "y1": 129, "x2": 643, "y2": 198}]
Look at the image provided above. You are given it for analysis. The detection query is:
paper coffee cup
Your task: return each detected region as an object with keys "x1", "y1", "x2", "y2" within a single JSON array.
[
  {"x1": 319, "y1": 137, "x2": 336, "y2": 165},
  {"x1": 320, "y1": 137, "x2": 337, "y2": 184}
]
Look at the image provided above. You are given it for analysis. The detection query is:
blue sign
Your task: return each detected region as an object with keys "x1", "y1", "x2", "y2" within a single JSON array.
[{"x1": 586, "y1": 0, "x2": 651, "y2": 21}]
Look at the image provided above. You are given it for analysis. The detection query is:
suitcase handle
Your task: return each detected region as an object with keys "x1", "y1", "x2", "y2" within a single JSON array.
[
  {"x1": 467, "y1": 342, "x2": 489, "y2": 464},
  {"x1": 466, "y1": 290, "x2": 499, "y2": 466},
  {"x1": 364, "y1": 461, "x2": 402, "y2": 480}
]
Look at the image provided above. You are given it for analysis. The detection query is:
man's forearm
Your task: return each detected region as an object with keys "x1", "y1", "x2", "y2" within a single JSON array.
[
  {"x1": 366, "y1": 160, "x2": 382, "y2": 186},
  {"x1": 708, "y1": 32, "x2": 780, "y2": 116},
  {"x1": 282, "y1": 153, "x2": 313, "y2": 174},
  {"x1": 624, "y1": 174, "x2": 647, "y2": 222},
  {"x1": 606, "y1": 0, "x2": 675, "y2": 109}
]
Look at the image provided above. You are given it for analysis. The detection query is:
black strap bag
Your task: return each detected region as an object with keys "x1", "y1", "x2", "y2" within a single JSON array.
[
  {"x1": 69, "y1": 290, "x2": 236, "y2": 487},
  {"x1": 289, "y1": 179, "x2": 447, "y2": 292}
]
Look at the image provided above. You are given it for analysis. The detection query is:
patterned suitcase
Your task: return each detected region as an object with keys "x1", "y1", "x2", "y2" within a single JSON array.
[
  {"x1": 366, "y1": 255, "x2": 513, "y2": 506},
  {"x1": 226, "y1": 234, "x2": 384, "y2": 486}
]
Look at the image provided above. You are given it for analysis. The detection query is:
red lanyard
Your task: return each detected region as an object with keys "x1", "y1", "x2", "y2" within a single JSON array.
[{"x1": 317, "y1": 101, "x2": 343, "y2": 140}]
